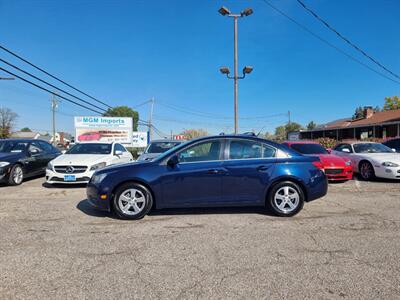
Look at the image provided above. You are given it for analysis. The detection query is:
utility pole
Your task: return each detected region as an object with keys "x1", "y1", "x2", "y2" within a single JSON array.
[
  {"x1": 148, "y1": 97, "x2": 154, "y2": 141},
  {"x1": 218, "y1": 6, "x2": 253, "y2": 134},
  {"x1": 288, "y1": 111, "x2": 291, "y2": 125},
  {"x1": 51, "y1": 94, "x2": 59, "y2": 146}
]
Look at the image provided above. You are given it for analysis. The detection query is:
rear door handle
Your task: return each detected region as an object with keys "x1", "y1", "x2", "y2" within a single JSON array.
[{"x1": 256, "y1": 165, "x2": 270, "y2": 171}]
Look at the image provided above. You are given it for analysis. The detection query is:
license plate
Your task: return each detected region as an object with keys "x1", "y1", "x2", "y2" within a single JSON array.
[{"x1": 64, "y1": 175, "x2": 76, "y2": 182}]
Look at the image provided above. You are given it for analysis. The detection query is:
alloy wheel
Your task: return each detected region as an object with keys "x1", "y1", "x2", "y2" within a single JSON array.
[
  {"x1": 273, "y1": 186, "x2": 300, "y2": 214},
  {"x1": 360, "y1": 162, "x2": 373, "y2": 180},
  {"x1": 118, "y1": 188, "x2": 146, "y2": 216},
  {"x1": 13, "y1": 166, "x2": 23, "y2": 185}
]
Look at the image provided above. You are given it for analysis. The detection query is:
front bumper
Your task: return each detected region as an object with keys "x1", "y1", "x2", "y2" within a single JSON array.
[
  {"x1": 374, "y1": 166, "x2": 400, "y2": 180},
  {"x1": 325, "y1": 167, "x2": 353, "y2": 181},
  {"x1": 86, "y1": 182, "x2": 111, "y2": 211},
  {"x1": 46, "y1": 168, "x2": 95, "y2": 184}
]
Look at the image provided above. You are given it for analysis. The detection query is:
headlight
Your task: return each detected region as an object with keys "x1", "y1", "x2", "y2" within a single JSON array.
[
  {"x1": 0, "y1": 162, "x2": 10, "y2": 168},
  {"x1": 382, "y1": 161, "x2": 399, "y2": 167},
  {"x1": 46, "y1": 162, "x2": 53, "y2": 171},
  {"x1": 90, "y1": 172, "x2": 107, "y2": 185},
  {"x1": 345, "y1": 160, "x2": 352, "y2": 166},
  {"x1": 90, "y1": 162, "x2": 107, "y2": 171}
]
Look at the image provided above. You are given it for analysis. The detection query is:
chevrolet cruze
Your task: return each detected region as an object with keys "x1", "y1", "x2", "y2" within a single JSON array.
[{"x1": 87, "y1": 135, "x2": 328, "y2": 219}]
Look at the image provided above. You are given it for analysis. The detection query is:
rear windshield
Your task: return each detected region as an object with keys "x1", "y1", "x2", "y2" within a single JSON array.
[
  {"x1": 146, "y1": 142, "x2": 181, "y2": 154},
  {"x1": 290, "y1": 143, "x2": 328, "y2": 154},
  {"x1": 66, "y1": 143, "x2": 111, "y2": 154}
]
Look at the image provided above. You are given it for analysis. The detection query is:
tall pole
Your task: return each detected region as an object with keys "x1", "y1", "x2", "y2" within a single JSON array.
[
  {"x1": 288, "y1": 111, "x2": 291, "y2": 125},
  {"x1": 149, "y1": 97, "x2": 154, "y2": 141},
  {"x1": 51, "y1": 94, "x2": 58, "y2": 146},
  {"x1": 233, "y1": 17, "x2": 239, "y2": 134}
]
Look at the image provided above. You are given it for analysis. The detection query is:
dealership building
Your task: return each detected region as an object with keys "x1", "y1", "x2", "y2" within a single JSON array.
[{"x1": 300, "y1": 107, "x2": 400, "y2": 141}]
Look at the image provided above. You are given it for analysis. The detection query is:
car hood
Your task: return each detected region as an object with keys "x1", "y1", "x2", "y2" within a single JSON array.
[
  {"x1": 0, "y1": 152, "x2": 25, "y2": 162},
  {"x1": 356, "y1": 153, "x2": 400, "y2": 164},
  {"x1": 51, "y1": 154, "x2": 110, "y2": 166},
  {"x1": 311, "y1": 154, "x2": 348, "y2": 167},
  {"x1": 95, "y1": 160, "x2": 152, "y2": 175},
  {"x1": 137, "y1": 153, "x2": 160, "y2": 161}
]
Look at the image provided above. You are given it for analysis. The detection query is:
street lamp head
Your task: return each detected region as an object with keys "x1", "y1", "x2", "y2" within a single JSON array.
[
  {"x1": 243, "y1": 66, "x2": 253, "y2": 74},
  {"x1": 241, "y1": 7, "x2": 253, "y2": 17},
  {"x1": 219, "y1": 66, "x2": 231, "y2": 74},
  {"x1": 218, "y1": 6, "x2": 231, "y2": 16}
]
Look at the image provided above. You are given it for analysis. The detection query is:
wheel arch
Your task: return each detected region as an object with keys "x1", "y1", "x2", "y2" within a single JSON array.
[
  {"x1": 358, "y1": 159, "x2": 373, "y2": 172},
  {"x1": 110, "y1": 178, "x2": 156, "y2": 211},
  {"x1": 265, "y1": 176, "x2": 308, "y2": 203}
]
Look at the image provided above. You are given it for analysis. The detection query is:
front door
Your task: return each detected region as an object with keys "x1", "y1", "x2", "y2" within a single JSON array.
[
  {"x1": 160, "y1": 139, "x2": 224, "y2": 207},
  {"x1": 221, "y1": 139, "x2": 276, "y2": 205}
]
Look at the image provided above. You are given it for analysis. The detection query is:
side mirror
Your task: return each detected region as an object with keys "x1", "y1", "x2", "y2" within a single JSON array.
[
  {"x1": 115, "y1": 150, "x2": 123, "y2": 156},
  {"x1": 342, "y1": 148, "x2": 350, "y2": 153},
  {"x1": 392, "y1": 148, "x2": 397, "y2": 153},
  {"x1": 326, "y1": 148, "x2": 332, "y2": 154},
  {"x1": 167, "y1": 155, "x2": 179, "y2": 168},
  {"x1": 30, "y1": 148, "x2": 39, "y2": 155},
  {"x1": 61, "y1": 150, "x2": 66, "y2": 154}
]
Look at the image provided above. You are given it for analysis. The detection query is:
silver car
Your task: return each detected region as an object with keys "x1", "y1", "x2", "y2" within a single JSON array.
[{"x1": 137, "y1": 139, "x2": 184, "y2": 161}]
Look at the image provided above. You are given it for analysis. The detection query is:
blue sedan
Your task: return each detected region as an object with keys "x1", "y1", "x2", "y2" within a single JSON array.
[{"x1": 87, "y1": 135, "x2": 328, "y2": 219}]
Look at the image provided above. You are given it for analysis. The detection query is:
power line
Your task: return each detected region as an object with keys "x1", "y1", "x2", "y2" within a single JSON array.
[
  {"x1": 0, "y1": 58, "x2": 107, "y2": 113},
  {"x1": 0, "y1": 67, "x2": 104, "y2": 114},
  {"x1": 260, "y1": 0, "x2": 400, "y2": 86},
  {"x1": 0, "y1": 44, "x2": 112, "y2": 108},
  {"x1": 296, "y1": 0, "x2": 400, "y2": 81}
]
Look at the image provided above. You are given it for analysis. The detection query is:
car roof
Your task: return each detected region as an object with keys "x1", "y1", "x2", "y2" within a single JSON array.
[
  {"x1": 283, "y1": 140, "x2": 320, "y2": 145},
  {"x1": 0, "y1": 138, "x2": 39, "y2": 143},
  {"x1": 189, "y1": 134, "x2": 287, "y2": 149},
  {"x1": 76, "y1": 141, "x2": 115, "y2": 144}
]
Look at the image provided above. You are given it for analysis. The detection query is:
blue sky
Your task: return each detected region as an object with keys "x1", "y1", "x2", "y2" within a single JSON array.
[{"x1": 1, "y1": 0, "x2": 400, "y2": 137}]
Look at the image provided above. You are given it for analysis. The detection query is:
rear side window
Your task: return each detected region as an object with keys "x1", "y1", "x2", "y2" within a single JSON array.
[{"x1": 228, "y1": 140, "x2": 276, "y2": 159}]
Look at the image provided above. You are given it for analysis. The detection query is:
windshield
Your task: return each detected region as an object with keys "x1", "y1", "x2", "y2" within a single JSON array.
[
  {"x1": 353, "y1": 143, "x2": 393, "y2": 153},
  {"x1": 0, "y1": 141, "x2": 28, "y2": 153},
  {"x1": 66, "y1": 143, "x2": 112, "y2": 154},
  {"x1": 146, "y1": 141, "x2": 182, "y2": 154},
  {"x1": 290, "y1": 143, "x2": 328, "y2": 154}
]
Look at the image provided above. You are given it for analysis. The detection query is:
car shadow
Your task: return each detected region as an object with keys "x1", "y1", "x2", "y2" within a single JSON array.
[
  {"x1": 76, "y1": 199, "x2": 277, "y2": 219},
  {"x1": 42, "y1": 182, "x2": 87, "y2": 189},
  {"x1": 353, "y1": 174, "x2": 400, "y2": 183},
  {"x1": 0, "y1": 174, "x2": 44, "y2": 187}
]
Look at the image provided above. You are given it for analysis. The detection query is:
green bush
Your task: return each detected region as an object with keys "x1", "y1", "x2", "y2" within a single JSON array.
[{"x1": 316, "y1": 137, "x2": 337, "y2": 149}]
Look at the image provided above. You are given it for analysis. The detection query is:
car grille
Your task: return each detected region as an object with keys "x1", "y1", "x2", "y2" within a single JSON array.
[
  {"x1": 325, "y1": 169, "x2": 344, "y2": 175},
  {"x1": 54, "y1": 165, "x2": 88, "y2": 174}
]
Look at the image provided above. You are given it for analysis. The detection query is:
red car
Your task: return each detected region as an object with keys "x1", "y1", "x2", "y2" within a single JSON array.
[
  {"x1": 282, "y1": 141, "x2": 353, "y2": 181},
  {"x1": 78, "y1": 132, "x2": 101, "y2": 142}
]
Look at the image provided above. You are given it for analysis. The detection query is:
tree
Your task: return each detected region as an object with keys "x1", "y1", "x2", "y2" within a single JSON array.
[
  {"x1": 180, "y1": 129, "x2": 208, "y2": 140},
  {"x1": 103, "y1": 106, "x2": 139, "y2": 131},
  {"x1": 383, "y1": 96, "x2": 400, "y2": 111},
  {"x1": 274, "y1": 122, "x2": 303, "y2": 141},
  {"x1": 306, "y1": 121, "x2": 316, "y2": 130},
  {"x1": 0, "y1": 107, "x2": 18, "y2": 138},
  {"x1": 352, "y1": 106, "x2": 364, "y2": 119},
  {"x1": 20, "y1": 127, "x2": 32, "y2": 132}
]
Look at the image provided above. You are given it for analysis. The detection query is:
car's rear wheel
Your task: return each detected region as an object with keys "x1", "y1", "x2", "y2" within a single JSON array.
[
  {"x1": 8, "y1": 164, "x2": 24, "y2": 186},
  {"x1": 112, "y1": 183, "x2": 153, "y2": 220},
  {"x1": 359, "y1": 161, "x2": 375, "y2": 181},
  {"x1": 267, "y1": 181, "x2": 304, "y2": 217}
]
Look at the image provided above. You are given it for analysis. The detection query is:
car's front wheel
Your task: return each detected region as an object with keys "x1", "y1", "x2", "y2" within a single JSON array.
[
  {"x1": 112, "y1": 183, "x2": 153, "y2": 220},
  {"x1": 8, "y1": 164, "x2": 24, "y2": 186},
  {"x1": 359, "y1": 161, "x2": 375, "y2": 181},
  {"x1": 267, "y1": 181, "x2": 304, "y2": 217}
]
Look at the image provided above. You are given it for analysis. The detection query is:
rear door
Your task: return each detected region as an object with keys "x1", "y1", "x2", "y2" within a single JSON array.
[
  {"x1": 221, "y1": 139, "x2": 276, "y2": 205},
  {"x1": 160, "y1": 139, "x2": 224, "y2": 207}
]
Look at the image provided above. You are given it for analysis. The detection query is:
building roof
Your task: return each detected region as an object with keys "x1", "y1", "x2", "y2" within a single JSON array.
[
  {"x1": 304, "y1": 109, "x2": 400, "y2": 132},
  {"x1": 10, "y1": 131, "x2": 40, "y2": 139}
]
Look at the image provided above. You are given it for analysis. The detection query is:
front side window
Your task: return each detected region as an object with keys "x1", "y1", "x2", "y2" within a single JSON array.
[
  {"x1": 66, "y1": 143, "x2": 112, "y2": 155},
  {"x1": 335, "y1": 144, "x2": 353, "y2": 153},
  {"x1": 115, "y1": 144, "x2": 126, "y2": 152},
  {"x1": 29, "y1": 142, "x2": 44, "y2": 153},
  {"x1": 178, "y1": 140, "x2": 222, "y2": 163},
  {"x1": 38, "y1": 141, "x2": 54, "y2": 152}
]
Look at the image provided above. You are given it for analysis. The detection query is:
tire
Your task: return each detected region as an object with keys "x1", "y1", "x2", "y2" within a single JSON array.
[
  {"x1": 359, "y1": 161, "x2": 375, "y2": 181},
  {"x1": 112, "y1": 182, "x2": 153, "y2": 220},
  {"x1": 8, "y1": 164, "x2": 24, "y2": 186},
  {"x1": 267, "y1": 181, "x2": 305, "y2": 217}
]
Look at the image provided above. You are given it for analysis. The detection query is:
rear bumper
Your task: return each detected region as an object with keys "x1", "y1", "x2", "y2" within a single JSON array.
[{"x1": 307, "y1": 171, "x2": 328, "y2": 202}]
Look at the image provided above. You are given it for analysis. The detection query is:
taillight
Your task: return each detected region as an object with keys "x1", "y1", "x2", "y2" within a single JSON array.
[{"x1": 312, "y1": 161, "x2": 324, "y2": 171}]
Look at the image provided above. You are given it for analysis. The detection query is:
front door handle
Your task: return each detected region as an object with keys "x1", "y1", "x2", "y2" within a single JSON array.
[
  {"x1": 256, "y1": 165, "x2": 270, "y2": 171},
  {"x1": 207, "y1": 169, "x2": 220, "y2": 174}
]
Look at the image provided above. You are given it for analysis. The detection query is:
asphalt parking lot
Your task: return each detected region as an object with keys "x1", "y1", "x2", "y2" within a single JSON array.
[{"x1": 0, "y1": 177, "x2": 399, "y2": 299}]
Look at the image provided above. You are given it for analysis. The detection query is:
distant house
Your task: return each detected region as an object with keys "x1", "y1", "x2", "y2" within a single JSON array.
[
  {"x1": 300, "y1": 107, "x2": 400, "y2": 141},
  {"x1": 10, "y1": 131, "x2": 42, "y2": 139},
  {"x1": 10, "y1": 131, "x2": 72, "y2": 144}
]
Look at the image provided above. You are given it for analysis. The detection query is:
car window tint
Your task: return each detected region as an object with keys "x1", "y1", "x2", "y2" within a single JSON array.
[
  {"x1": 335, "y1": 144, "x2": 352, "y2": 153},
  {"x1": 29, "y1": 141, "x2": 43, "y2": 153},
  {"x1": 115, "y1": 144, "x2": 126, "y2": 152},
  {"x1": 229, "y1": 140, "x2": 263, "y2": 159},
  {"x1": 178, "y1": 140, "x2": 222, "y2": 163},
  {"x1": 38, "y1": 141, "x2": 54, "y2": 152},
  {"x1": 262, "y1": 144, "x2": 277, "y2": 158}
]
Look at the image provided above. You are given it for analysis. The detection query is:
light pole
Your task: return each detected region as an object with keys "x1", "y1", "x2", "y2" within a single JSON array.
[
  {"x1": 0, "y1": 77, "x2": 14, "y2": 80},
  {"x1": 218, "y1": 6, "x2": 253, "y2": 134}
]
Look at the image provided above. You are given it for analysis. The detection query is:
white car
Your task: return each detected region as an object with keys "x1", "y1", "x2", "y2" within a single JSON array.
[
  {"x1": 46, "y1": 142, "x2": 133, "y2": 184},
  {"x1": 332, "y1": 142, "x2": 400, "y2": 180}
]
